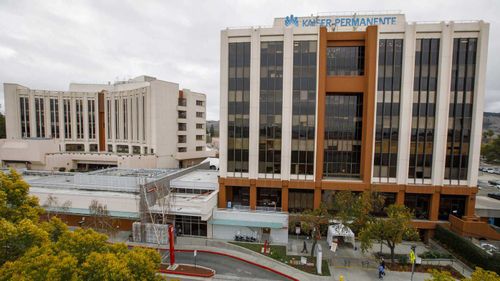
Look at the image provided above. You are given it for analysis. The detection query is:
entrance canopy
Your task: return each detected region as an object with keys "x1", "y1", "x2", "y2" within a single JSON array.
[{"x1": 327, "y1": 223, "x2": 355, "y2": 249}]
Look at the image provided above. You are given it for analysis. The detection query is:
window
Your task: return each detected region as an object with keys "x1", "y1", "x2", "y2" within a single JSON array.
[
  {"x1": 291, "y1": 40, "x2": 317, "y2": 178},
  {"x1": 257, "y1": 187, "x2": 282, "y2": 209},
  {"x1": 445, "y1": 38, "x2": 477, "y2": 183},
  {"x1": 259, "y1": 41, "x2": 283, "y2": 176},
  {"x1": 228, "y1": 42, "x2": 250, "y2": 174},
  {"x1": 227, "y1": 186, "x2": 249, "y2": 207},
  {"x1": 114, "y1": 99, "x2": 119, "y2": 139},
  {"x1": 196, "y1": 135, "x2": 204, "y2": 141},
  {"x1": 174, "y1": 215, "x2": 207, "y2": 237},
  {"x1": 178, "y1": 147, "x2": 187, "y2": 152},
  {"x1": 196, "y1": 112, "x2": 204, "y2": 118},
  {"x1": 374, "y1": 39, "x2": 403, "y2": 180},
  {"x1": 50, "y1": 98, "x2": 59, "y2": 138},
  {"x1": 438, "y1": 195, "x2": 466, "y2": 220},
  {"x1": 106, "y1": 99, "x2": 111, "y2": 139},
  {"x1": 65, "y1": 143, "x2": 84, "y2": 152},
  {"x1": 323, "y1": 94, "x2": 363, "y2": 179},
  {"x1": 142, "y1": 95, "x2": 146, "y2": 141},
  {"x1": 19, "y1": 97, "x2": 30, "y2": 138},
  {"x1": 178, "y1": 123, "x2": 186, "y2": 131},
  {"x1": 288, "y1": 189, "x2": 314, "y2": 213},
  {"x1": 196, "y1": 123, "x2": 204, "y2": 129},
  {"x1": 89, "y1": 144, "x2": 98, "y2": 152},
  {"x1": 178, "y1": 135, "x2": 186, "y2": 143},
  {"x1": 63, "y1": 99, "x2": 72, "y2": 139},
  {"x1": 327, "y1": 46, "x2": 365, "y2": 76},
  {"x1": 178, "y1": 98, "x2": 187, "y2": 106},
  {"x1": 88, "y1": 99, "x2": 96, "y2": 139},
  {"x1": 409, "y1": 39, "x2": 439, "y2": 182},
  {"x1": 135, "y1": 96, "x2": 139, "y2": 141},
  {"x1": 404, "y1": 193, "x2": 431, "y2": 220},
  {"x1": 178, "y1": 111, "x2": 187, "y2": 119},
  {"x1": 196, "y1": 146, "x2": 203, "y2": 151},
  {"x1": 108, "y1": 144, "x2": 113, "y2": 152},
  {"x1": 123, "y1": 99, "x2": 128, "y2": 140},
  {"x1": 75, "y1": 99, "x2": 84, "y2": 139},
  {"x1": 35, "y1": 97, "x2": 45, "y2": 137},
  {"x1": 196, "y1": 100, "x2": 204, "y2": 106},
  {"x1": 132, "y1": 146, "x2": 141, "y2": 154},
  {"x1": 117, "y1": 145, "x2": 129, "y2": 154}
]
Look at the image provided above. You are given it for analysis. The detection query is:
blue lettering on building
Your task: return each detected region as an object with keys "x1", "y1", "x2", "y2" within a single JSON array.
[{"x1": 285, "y1": 15, "x2": 398, "y2": 27}]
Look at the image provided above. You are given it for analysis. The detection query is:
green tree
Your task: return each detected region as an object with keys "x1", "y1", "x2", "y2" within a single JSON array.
[
  {"x1": 55, "y1": 228, "x2": 109, "y2": 265},
  {"x1": 482, "y1": 135, "x2": 500, "y2": 164},
  {"x1": 0, "y1": 169, "x2": 44, "y2": 223},
  {"x1": 0, "y1": 219, "x2": 49, "y2": 265},
  {"x1": 124, "y1": 247, "x2": 162, "y2": 281},
  {"x1": 425, "y1": 269, "x2": 455, "y2": 281},
  {"x1": 40, "y1": 217, "x2": 69, "y2": 243},
  {"x1": 359, "y1": 204, "x2": 419, "y2": 263},
  {"x1": 80, "y1": 252, "x2": 133, "y2": 281},
  {"x1": 463, "y1": 267, "x2": 500, "y2": 281},
  {"x1": 289, "y1": 205, "x2": 330, "y2": 257},
  {"x1": 331, "y1": 191, "x2": 385, "y2": 233},
  {"x1": 0, "y1": 246, "x2": 79, "y2": 281}
]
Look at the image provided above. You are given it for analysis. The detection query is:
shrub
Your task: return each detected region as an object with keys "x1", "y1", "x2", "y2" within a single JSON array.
[
  {"x1": 420, "y1": 251, "x2": 452, "y2": 259},
  {"x1": 434, "y1": 225, "x2": 500, "y2": 274}
]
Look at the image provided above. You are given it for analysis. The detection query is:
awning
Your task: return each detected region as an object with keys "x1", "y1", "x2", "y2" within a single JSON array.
[{"x1": 209, "y1": 219, "x2": 284, "y2": 229}]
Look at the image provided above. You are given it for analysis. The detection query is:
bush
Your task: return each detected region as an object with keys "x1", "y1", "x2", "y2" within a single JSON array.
[
  {"x1": 434, "y1": 225, "x2": 500, "y2": 274},
  {"x1": 420, "y1": 251, "x2": 452, "y2": 259}
]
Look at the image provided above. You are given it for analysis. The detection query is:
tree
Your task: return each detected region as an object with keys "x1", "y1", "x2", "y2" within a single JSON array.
[
  {"x1": 40, "y1": 217, "x2": 69, "y2": 243},
  {"x1": 289, "y1": 205, "x2": 330, "y2": 257},
  {"x1": 426, "y1": 267, "x2": 500, "y2": 281},
  {"x1": 42, "y1": 195, "x2": 72, "y2": 220},
  {"x1": 88, "y1": 200, "x2": 118, "y2": 235},
  {"x1": 359, "y1": 204, "x2": 419, "y2": 263},
  {"x1": 54, "y1": 228, "x2": 109, "y2": 265},
  {"x1": 0, "y1": 219, "x2": 49, "y2": 265},
  {"x1": 0, "y1": 246, "x2": 79, "y2": 281},
  {"x1": 463, "y1": 267, "x2": 500, "y2": 281},
  {"x1": 80, "y1": 252, "x2": 134, "y2": 281},
  {"x1": 0, "y1": 169, "x2": 44, "y2": 223},
  {"x1": 482, "y1": 135, "x2": 500, "y2": 164},
  {"x1": 331, "y1": 191, "x2": 385, "y2": 233}
]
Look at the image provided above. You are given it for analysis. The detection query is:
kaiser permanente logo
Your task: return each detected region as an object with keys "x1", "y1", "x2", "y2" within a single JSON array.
[{"x1": 284, "y1": 14, "x2": 398, "y2": 27}]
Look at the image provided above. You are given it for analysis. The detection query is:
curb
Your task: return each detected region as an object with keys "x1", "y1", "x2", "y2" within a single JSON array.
[
  {"x1": 175, "y1": 249, "x2": 300, "y2": 281},
  {"x1": 159, "y1": 263, "x2": 215, "y2": 278}
]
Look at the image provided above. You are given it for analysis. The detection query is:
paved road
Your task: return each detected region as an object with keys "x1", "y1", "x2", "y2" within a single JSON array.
[{"x1": 169, "y1": 251, "x2": 290, "y2": 281}]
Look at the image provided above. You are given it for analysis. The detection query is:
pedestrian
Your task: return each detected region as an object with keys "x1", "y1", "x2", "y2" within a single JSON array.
[
  {"x1": 381, "y1": 257, "x2": 386, "y2": 270},
  {"x1": 301, "y1": 240, "x2": 308, "y2": 254},
  {"x1": 378, "y1": 264, "x2": 385, "y2": 279}
]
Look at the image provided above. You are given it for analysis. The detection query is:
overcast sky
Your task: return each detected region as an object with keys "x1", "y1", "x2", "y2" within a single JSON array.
[{"x1": 0, "y1": 0, "x2": 499, "y2": 120}]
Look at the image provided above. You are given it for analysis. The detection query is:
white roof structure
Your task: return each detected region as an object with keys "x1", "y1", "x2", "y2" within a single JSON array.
[{"x1": 327, "y1": 224, "x2": 356, "y2": 249}]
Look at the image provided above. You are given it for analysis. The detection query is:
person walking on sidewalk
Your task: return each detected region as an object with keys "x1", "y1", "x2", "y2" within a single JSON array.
[
  {"x1": 378, "y1": 264, "x2": 385, "y2": 279},
  {"x1": 301, "y1": 240, "x2": 308, "y2": 254}
]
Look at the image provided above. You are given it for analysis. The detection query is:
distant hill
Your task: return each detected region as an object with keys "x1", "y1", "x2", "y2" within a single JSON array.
[{"x1": 483, "y1": 112, "x2": 500, "y2": 136}]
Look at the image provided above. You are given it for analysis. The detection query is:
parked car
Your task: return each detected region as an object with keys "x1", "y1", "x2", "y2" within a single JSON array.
[
  {"x1": 487, "y1": 193, "x2": 500, "y2": 200},
  {"x1": 488, "y1": 180, "x2": 500, "y2": 186},
  {"x1": 480, "y1": 243, "x2": 498, "y2": 255}
]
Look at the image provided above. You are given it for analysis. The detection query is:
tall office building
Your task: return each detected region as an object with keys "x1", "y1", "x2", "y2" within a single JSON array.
[
  {"x1": 1, "y1": 75, "x2": 214, "y2": 170},
  {"x1": 218, "y1": 12, "x2": 490, "y2": 237}
]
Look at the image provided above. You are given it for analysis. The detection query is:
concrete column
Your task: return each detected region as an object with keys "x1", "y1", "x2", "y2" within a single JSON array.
[
  {"x1": 465, "y1": 194, "x2": 476, "y2": 217},
  {"x1": 248, "y1": 29, "x2": 261, "y2": 179},
  {"x1": 429, "y1": 192, "x2": 441, "y2": 221},
  {"x1": 44, "y1": 97, "x2": 51, "y2": 138},
  {"x1": 219, "y1": 30, "x2": 229, "y2": 177},
  {"x1": 58, "y1": 95, "x2": 64, "y2": 145},
  {"x1": 250, "y1": 180, "x2": 257, "y2": 210},
  {"x1": 281, "y1": 28, "x2": 293, "y2": 181},
  {"x1": 432, "y1": 23, "x2": 454, "y2": 186},
  {"x1": 29, "y1": 92, "x2": 36, "y2": 137},
  {"x1": 468, "y1": 21, "x2": 490, "y2": 187},
  {"x1": 397, "y1": 24, "x2": 416, "y2": 185}
]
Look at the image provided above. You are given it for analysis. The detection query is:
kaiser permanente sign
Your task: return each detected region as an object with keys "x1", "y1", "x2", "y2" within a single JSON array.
[{"x1": 274, "y1": 14, "x2": 405, "y2": 30}]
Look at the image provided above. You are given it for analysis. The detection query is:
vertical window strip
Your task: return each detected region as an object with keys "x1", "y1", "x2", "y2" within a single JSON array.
[
  {"x1": 50, "y1": 98, "x2": 59, "y2": 138},
  {"x1": 35, "y1": 97, "x2": 45, "y2": 138},
  {"x1": 291, "y1": 40, "x2": 317, "y2": 177},
  {"x1": 63, "y1": 99, "x2": 72, "y2": 139},
  {"x1": 19, "y1": 97, "x2": 30, "y2": 138},
  {"x1": 258, "y1": 41, "x2": 283, "y2": 176}
]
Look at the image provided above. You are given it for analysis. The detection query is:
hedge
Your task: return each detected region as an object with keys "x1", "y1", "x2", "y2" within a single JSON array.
[{"x1": 434, "y1": 225, "x2": 500, "y2": 274}]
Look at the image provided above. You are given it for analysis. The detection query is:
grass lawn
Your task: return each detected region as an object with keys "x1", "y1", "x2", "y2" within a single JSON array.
[{"x1": 229, "y1": 242, "x2": 330, "y2": 276}]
